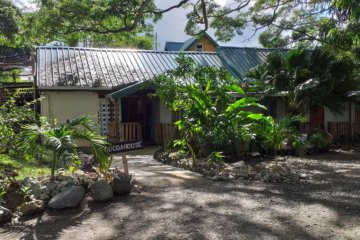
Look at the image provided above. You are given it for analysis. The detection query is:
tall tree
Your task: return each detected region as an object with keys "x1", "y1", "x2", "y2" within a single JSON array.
[{"x1": 247, "y1": 47, "x2": 360, "y2": 116}]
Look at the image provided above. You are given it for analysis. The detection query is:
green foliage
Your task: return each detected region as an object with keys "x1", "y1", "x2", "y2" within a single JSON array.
[
  {"x1": 255, "y1": 115, "x2": 309, "y2": 161},
  {"x1": 26, "y1": 0, "x2": 156, "y2": 47},
  {"x1": 0, "y1": 96, "x2": 34, "y2": 155},
  {"x1": 21, "y1": 115, "x2": 111, "y2": 180},
  {"x1": 0, "y1": 0, "x2": 21, "y2": 44},
  {"x1": 153, "y1": 56, "x2": 266, "y2": 163},
  {"x1": 207, "y1": 151, "x2": 224, "y2": 163},
  {"x1": 248, "y1": 47, "x2": 360, "y2": 116}
]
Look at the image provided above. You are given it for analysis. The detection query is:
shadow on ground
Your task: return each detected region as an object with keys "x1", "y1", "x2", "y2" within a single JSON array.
[{"x1": 1, "y1": 148, "x2": 360, "y2": 240}]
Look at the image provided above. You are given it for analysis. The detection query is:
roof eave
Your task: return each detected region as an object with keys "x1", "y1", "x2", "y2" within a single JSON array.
[{"x1": 38, "y1": 86, "x2": 113, "y2": 91}]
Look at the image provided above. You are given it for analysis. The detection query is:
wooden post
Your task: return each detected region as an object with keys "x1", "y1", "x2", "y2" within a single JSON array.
[
  {"x1": 122, "y1": 152, "x2": 129, "y2": 175},
  {"x1": 348, "y1": 101, "x2": 353, "y2": 145},
  {"x1": 114, "y1": 99, "x2": 120, "y2": 142}
]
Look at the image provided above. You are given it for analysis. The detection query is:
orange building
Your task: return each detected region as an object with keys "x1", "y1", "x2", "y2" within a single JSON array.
[{"x1": 164, "y1": 32, "x2": 218, "y2": 52}]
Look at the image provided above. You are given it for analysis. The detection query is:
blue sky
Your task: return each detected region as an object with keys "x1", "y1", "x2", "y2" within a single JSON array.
[{"x1": 14, "y1": 0, "x2": 261, "y2": 50}]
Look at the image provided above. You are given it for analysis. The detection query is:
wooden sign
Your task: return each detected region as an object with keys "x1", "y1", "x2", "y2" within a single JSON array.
[{"x1": 108, "y1": 140, "x2": 143, "y2": 154}]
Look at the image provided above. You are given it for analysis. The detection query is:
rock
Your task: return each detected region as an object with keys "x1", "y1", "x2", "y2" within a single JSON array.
[
  {"x1": 44, "y1": 182, "x2": 57, "y2": 195},
  {"x1": 232, "y1": 161, "x2": 245, "y2": 168},
  {"x1": 111, "y1": 174, "x2": 132, "y2": 195},
  {"x1": 211, "y1": 175, "x2": 228, "y2": 181},
  {"x1": 22, "y1": 178, "x2": 42, "y2": 198},
  {"x1": 250, "y1": 152, "x2": 261, "y2": 157},
  {"x1": 39, "y1": 193, "x2": 50, "y2": 201},
  {"x1": 0, "y1": 206, "x2": 12, "y2": 223},
  {"x1": 73, "y1": 169, "x2": 86, "y2": 177},
  {"x1": 48, "y1": 186, "x2": 85, "y2": 210},
  {"x1": 50, "y1": 189, "x2": 60, "y2": 197},
  {"x1": 254, "y1": 173, "x2": 261, "y2": 180},
  {"x1": 90, "y1": 179, "x2": 113, "y2": 202},
  {"x1": 254, "y1": 163, "x2": 267, "y2": 172},
  {"x1": 57, "y1": 181, "x2": 70, "y2": 190},
  {"x1": 272, "y1": 165, "x2": 289, "y2": 176},
  {"x1": 19, "y1": 200, "x2": 44, "y2": 216},
  {"x1": 57, "y1": 174, "x2": 74, "y2": 182},
  {"x1": 299, "y1": 173, "x2": 308, "y2": 179}
]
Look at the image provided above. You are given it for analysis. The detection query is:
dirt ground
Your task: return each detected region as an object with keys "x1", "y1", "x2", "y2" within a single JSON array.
[{"x1": 1, "y1": 147, "x2": 360, "y2": 240}]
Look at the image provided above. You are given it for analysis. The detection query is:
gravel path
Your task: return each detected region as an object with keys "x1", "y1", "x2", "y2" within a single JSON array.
[{"x1": 1, "y1": 148, "x2": 360, "y2": 240}]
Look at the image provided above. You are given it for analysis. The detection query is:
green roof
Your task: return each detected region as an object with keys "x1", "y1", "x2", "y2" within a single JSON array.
[{"x1": 217, "y1": 47, "x2": 287, "y2": 81}]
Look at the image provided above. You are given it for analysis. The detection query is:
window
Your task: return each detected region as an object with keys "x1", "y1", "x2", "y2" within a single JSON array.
[{"x1": 195, "y1": 43, "x2": 203, "y2": 52}]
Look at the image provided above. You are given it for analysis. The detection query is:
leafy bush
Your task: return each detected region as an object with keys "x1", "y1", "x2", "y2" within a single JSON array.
[
  {"x1": 20, "y1": 116, "x2": 111, "y2": 180},
  {"x1": 153, "y1": 56, "x2": 266, "y2": 164},
  {"x1": 255, "y1": 115, "x2": 310, "y2": 163},
  {"x1": 308, "y1": 130, "x2": 332, "y2": 153},
  {"x1": 0, "y1": 96, "x2": 34, "y2": 155}
]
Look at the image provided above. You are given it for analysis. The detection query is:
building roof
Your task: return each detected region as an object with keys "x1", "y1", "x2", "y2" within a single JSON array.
[
  {"x1": 164, "y1": 32, "x2": 219, "y2": 52},
  {"x1": 217, "y1": 47, "x2": 287, "y2": 80},
  {"x1": 164, "y1": 42, "x2": 183, "y2": 51},
  {"x1": 179, "y1": 32, "x2": 219, "y2": 51},
  {"x1": 36, "y1": 47, "x2": 223, "y2": 89}
]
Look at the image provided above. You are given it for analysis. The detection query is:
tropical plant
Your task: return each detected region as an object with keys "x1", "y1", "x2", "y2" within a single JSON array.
[
  {"x1": 247, "y1": 47, "x2": 360, "y2": 116},
  {"x1": 255, "y1": 115, "x2": 309, "y2": 165},
  {"x1": 21, "y1": 115, "x2": 110, "y2": 181},
  {"x1": 0, "y1": 96, "x2": 34, "y2": 155},
  {"x1": 153, "y1": 56, "x2": 266, "y2": 164}
]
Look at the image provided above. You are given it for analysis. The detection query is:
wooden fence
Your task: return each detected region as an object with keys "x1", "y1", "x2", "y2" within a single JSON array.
[
  {"x1": 108, "y1": 122, "x2": 142, "y2": 143},
  {"x1": 327, "y1": 122, "x2": 360, "y2": 139},
  {"x1": 299, "y1": 122, "x2": 324, "y2": 134},
  {"x1": 155, "y1": 123, "x2": 179, "y2": 147}
]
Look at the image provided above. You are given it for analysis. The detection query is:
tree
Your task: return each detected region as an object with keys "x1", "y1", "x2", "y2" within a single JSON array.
[
  {"x1": 0, "y1": 0, "x2": 21, "y2": 44},
  {"x1": 153, "y1": 56, "x2": 265, "y2": 164},
  {"x1": 21, "y1": 116, "x2": 110, "y2": 181},
  {"x1": 25, "y1": 0, "x2": 161, "y2": 48},
  {"x1": 247, "y1": 47, "x2": 360, "y2": 116}
]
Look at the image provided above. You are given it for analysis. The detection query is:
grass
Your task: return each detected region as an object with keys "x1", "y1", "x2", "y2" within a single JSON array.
[{"x1": 0, "y1": 154, "x2": 51, "y2": 180}]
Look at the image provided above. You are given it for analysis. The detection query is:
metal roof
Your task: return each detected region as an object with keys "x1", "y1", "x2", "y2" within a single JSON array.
[
  {"x1": 36, "y1": 47, "x2": 223, "y2": 89},
  {"x1": 164, "y1": 42, "x2": 184, "y2": 51},
  {"x1": 217, "y1": 47, "x2": 287, "y2": 80}
]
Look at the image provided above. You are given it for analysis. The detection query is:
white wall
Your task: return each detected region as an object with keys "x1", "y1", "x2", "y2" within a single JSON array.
[
  {"x1": 276, "y1": 98, "x2": 286, "y2": 119},
  {"x1": 159, "y1": 102, "x2": 172, "y2": 123},
  {"x1": 324, "y1": 102, "x2": 355, "y2": 131},
  {"x1": 40, "y1": 91, "x2": 100, "y2": 124}
]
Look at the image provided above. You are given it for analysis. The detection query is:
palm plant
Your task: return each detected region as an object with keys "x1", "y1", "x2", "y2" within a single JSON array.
[
  {"x1": 21, "y1": 116, "x2": 110, "y2": 181},
  {"x1": 256, "y1": 115, "x2": 308, "y2": 165},
  {"x1": 247, "y1": 47, "x2": 360, "y2": 116}
]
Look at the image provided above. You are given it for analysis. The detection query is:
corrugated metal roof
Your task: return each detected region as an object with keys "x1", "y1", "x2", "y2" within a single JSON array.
[
  {"x1": 164, "y1": 42, "x2": 184, "y2": 51},
  {"x1": 217, "y1": 47, "x2": 287, "y2": 80},
  {"x1": 36, "y1": 47, "x2": 223, "y2": 89}
]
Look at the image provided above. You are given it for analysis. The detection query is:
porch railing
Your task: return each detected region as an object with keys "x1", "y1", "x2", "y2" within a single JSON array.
[
  {"x1": 108, "y1": 122, "x2": 142, "y2": 143},
  {"x1": 155, "y1": 123, "x2": 179, "y2": 147},
  {"x1": 327, "y1": 122, "x2": 360, "y2": 138},
  {"x1": 299, "y1": 122, "x2": 324, "y2": 134}
]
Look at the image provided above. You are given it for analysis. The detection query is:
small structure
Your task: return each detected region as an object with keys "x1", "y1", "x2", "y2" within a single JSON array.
[
  {"x1": 35, "y1": 47, "x2": 223, "y2": 146},
  {"x1": 164, "y1": 32, "x2": 218, "y2": 52},
  {"x1": 35, "y1": 44, "x2": 360, "y2": 145}
]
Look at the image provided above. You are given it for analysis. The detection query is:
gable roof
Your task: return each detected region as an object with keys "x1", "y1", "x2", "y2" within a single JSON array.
[
  {"x1": 217, "y1": 47, "x2": 287, "y2": 80},
  {"x1": 36, "y1": 47, "x2": 223, "y2": 89},
  {"x1": 164, "y1": 42, "x2": 183, "y2": 51},
  {"x1": 179, "y1": 32, "x2": 219, "y2": 51}
]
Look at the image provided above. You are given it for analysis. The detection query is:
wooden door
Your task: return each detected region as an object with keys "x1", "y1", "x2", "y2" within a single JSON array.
[{"x1": 310, "y1": 107, "x2": 324, "y2": 130}]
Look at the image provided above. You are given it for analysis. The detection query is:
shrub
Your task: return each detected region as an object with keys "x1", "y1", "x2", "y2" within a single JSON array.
[{"x1": 20, "y1": 116, "x2": 111, "y2": 181}]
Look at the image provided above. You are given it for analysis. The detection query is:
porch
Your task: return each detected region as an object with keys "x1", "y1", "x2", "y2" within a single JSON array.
[{"x1": 104, "y1": 86, "x2": 178, "y2": 147}]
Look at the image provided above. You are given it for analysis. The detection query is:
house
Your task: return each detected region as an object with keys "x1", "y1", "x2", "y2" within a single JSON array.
[
  {"x1": 164, "y1": 32, "x2": 218, "y2": 52},
  {"x1": 35, "y1": 46, "x2": 223, "y2": 146},
  {"x1": 35, "y1": 43, "x2": 359, "y2": 146}
]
